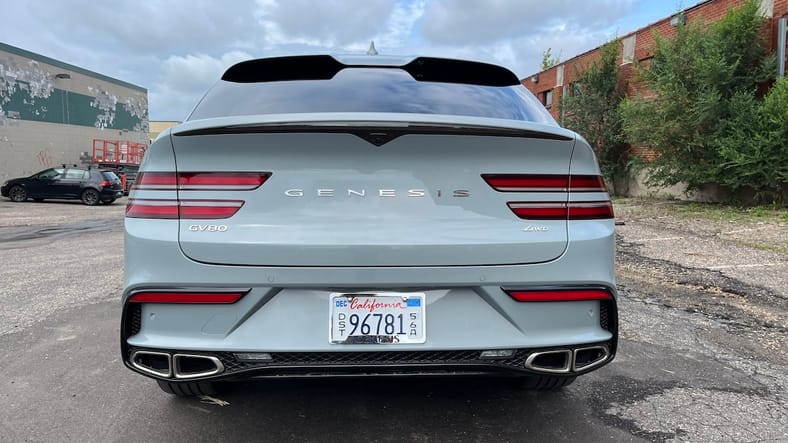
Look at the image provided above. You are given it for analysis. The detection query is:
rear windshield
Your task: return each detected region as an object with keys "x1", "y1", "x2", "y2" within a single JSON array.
[
  {"x1": 188, "y1": 68, "x2": 556, "y2": 125},
  {"x1": 101, "y1": 171, "x2": 119, "y2": 180}
]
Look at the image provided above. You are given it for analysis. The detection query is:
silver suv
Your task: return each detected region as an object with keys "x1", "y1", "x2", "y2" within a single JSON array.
[{"x1": 121, "y1": 55, "x2": 617, "y2": 396}]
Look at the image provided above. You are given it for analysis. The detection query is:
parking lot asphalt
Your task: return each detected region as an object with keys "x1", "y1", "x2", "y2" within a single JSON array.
[{"x1": 0, "y1": 198, "x2": 785, "y2": 442}]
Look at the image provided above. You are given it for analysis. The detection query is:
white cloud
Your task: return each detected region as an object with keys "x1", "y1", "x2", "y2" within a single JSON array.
[
  {"x1": 150, "y1": 51, "x2": 252, "y2": 120},
  {"x1": 254, "y1": 0, "x2": 397, "y2": 47},
  {"x1": 3, "y1": 0, "x2": 668, "y2": 120},
  {"x1": 420, "y1": 0, "x2": 634, "y2": 45}
]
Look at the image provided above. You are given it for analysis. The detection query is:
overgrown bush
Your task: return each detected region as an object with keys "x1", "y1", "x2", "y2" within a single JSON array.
[
  {"x1": 718, "y1": 78, "x2": 788, "y2": 202},
  {"x1": 620, "y1": 0, "x2": 783, "y2": 203}
]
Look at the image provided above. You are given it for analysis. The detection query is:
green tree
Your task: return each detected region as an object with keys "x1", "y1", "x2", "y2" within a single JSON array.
[
  {"x1": 541, "y1": 48, "x2": 561, "y2": 70},
  {"x1": 563, "y1": 41, "x2": 628, "y2": 194},
  {"x1": 620, "y1": 0, "x2": 781, "y2": 202}
]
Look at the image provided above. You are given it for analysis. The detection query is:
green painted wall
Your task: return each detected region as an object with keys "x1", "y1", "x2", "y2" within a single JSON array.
[{"x1": 1, "y1": 81, "x2": 145, "y2": 131}]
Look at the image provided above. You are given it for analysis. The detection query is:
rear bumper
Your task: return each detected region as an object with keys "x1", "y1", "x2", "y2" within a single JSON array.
[
  {"x1": 124, "y1": 341, "x2": 615, "y2": 382},
  {"x1": 99, "y1": 188, "x2": 123, "y2": 199},
  {"x1": 121, "y1": 219, "x2": 618, "y2": 381}
]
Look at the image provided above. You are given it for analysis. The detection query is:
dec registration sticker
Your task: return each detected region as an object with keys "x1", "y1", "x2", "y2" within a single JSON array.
[{"x1": 329, "y1": 292, "x2": 426, "y2": 344}]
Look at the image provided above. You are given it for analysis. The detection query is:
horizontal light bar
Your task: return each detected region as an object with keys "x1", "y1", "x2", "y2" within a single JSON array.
[
  {"x1": 482, "y1": 174, "x2": 606, "y2": 192},
  {"x1": 505, "y1": 289, "x2": 612, "y2": 302},
  {"x1": 129, "y1": 291, "x2": 248, "y2": 304},
  {"x1": 125, "y1": 199, "x2": 244, "y2": 219},
  {"x1": 133, "y1": 172, "x2": 269, "y2": 190},
  {"x1": 178, "y1": 172, "x2": 269, "y2": 190},
  {"x1": 507, "y1": 201, "x2": 614, "y2": 220}
]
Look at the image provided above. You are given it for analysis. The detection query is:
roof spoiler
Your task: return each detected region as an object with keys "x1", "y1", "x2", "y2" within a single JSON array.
[{"x1": 221, "y1": 55, "x2": 520, "y2": 87}]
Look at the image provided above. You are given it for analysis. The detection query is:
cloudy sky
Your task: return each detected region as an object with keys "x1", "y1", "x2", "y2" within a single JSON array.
[{"x1": 2, "y1": 0, "x2": 689, "y2": 121}]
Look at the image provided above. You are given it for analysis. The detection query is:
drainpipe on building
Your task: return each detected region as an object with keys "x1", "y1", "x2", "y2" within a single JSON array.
[
  {"x1": 778, "y1": 17, "x2": 787, "y2": 77},
  {"x1": 560, "y1": 85, "x2": 567, "y2": 126}
]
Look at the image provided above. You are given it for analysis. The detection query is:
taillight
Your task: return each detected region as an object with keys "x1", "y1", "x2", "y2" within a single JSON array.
[
  {"x1": 128, "y1": 290, "x2": 248, "y2": 304},
  {"x1": 100, "y1": 180, "x2": 113, "y2": 187},
  {"x1": 504, "y1": 288, "x2": 612, "y2": 302},
  {"x1": 125, "y1": 199, "x2": 244, "y2": 219},
  {"x1": 134, "y1": 172, "x2": 268, "y2": 190},
  {"x1": 507, "y1": 201, "x2": 614, "y2": 220},
  {"x1": 125, "y1": 200, "x2": 179, "y2": 219},
  {"x1": 482, "y1": 174, "x2": 606, "y2": 192},
  {"x1": 133, "y1": 172, "x2": 176, "y2": 190},
  {"x1": 128, "y1": 171, "x2": 268, "y2": 219},
  {"x1": 483, "y1": 173, "x2": 613, "y2": 220},
  {"x1": 178, "y1": 172, "x2": 268, "y2": 190}
]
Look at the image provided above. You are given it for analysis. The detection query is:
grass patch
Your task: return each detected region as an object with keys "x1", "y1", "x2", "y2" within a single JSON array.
[
  {"x1": 668, "y1": 202, "x2": 788, "y2": 224},
  {"x1": 733, "y1": 240, "x2": 788, "y2": 255}
]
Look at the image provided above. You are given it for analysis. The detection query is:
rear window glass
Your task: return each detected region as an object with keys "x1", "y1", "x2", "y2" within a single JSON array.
[
  {"x1": 101, "y1": 171, "x2": 119, "y2": 180},
  {"x1": 189, "y1": 68, "x2": 556, "y2": 125},
  {"x1": 64, "y1": 169, "x2": 89, "y2": 180}
]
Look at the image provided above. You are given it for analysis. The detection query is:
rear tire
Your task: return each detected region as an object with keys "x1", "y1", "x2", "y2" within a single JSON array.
[
  {"x1": 81, "y1": 189, "x2": 100, "y2": 206},
  {"x1": 9, "y1": 185, "x2": 27, "y2": 202},
  {"x1": 157, "y1": 380, "x2": 217, "y2": 396},
  {"x1": 512, "y1": 375, "x2": 576, "y2": 390}
]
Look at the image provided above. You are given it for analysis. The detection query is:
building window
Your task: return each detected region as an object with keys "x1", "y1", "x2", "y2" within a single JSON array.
[
  {"x1": 542, "y1": 90, "x2": 553, "y2": 107},
  {"x1": 622, "y1": 35, "x2": 636, "y2": 64}
]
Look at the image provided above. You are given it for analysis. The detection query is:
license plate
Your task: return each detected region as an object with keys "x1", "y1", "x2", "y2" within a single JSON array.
[{"x1": 329, "y1": 292, "x2": 426, "y2": 344}]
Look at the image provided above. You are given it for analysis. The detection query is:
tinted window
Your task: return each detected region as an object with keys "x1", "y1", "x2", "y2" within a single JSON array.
[
  {"x1": 64, "y1": 169, "x2": 89, "y2": 180},
  {"x1": 189, "y1": 68, "x2": 556, "y2": 125},
  {"x1": 36, "y1": 168, "x2": 64, "y2": 180},
  {"x1": 101, "y1": 171, "x2": 119, "y2": 180}
]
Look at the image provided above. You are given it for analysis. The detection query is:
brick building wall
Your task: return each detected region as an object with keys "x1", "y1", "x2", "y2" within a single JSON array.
[{"x1": 523, "y1": 0, "x2": 788, "y2": 124}]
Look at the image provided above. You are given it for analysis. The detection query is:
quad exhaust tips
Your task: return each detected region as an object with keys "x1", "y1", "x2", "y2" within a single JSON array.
[
  {"x1": 130, "y1": 350, "x2": 224, "y2": 379},
  {"x1": 524, "y1": 345, "x2": 609, "y2": 374}
]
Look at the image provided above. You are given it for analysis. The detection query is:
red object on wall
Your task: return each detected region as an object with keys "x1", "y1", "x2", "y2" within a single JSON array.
[{"x1": 92, "y1": 139, "x2": 147, "y2": 165}]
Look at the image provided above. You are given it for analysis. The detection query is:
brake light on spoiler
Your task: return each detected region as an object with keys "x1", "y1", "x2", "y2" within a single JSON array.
[{"x1": 126, "y1": 171, "x2": 268, "y2": 219}]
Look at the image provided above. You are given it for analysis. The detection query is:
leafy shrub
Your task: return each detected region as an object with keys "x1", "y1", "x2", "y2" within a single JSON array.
[{"x1": 620, "y1": 0, "x2": 783, "y2": 203}]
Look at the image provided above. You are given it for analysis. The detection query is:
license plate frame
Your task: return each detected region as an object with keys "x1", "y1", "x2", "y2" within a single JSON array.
[{"x1": 329, "y1": 292, "x2": 426, "y2": 344}]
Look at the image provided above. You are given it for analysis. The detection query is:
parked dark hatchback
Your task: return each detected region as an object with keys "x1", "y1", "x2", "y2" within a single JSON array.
[{"x1": 1, "y1": 166, "x2": 123, "y2": 205}]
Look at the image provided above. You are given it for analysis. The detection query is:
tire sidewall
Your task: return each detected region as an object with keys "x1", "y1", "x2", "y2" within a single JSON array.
[
  {"x1": 9, "y1": 185, "x2": 27, "y2": 202},
  {"x1": 81, "y1": 188, "x2": 100, "y2": 206}
]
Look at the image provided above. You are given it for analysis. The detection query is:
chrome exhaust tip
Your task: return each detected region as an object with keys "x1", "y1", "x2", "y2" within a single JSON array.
[
  {"x1": 572, "y1": 345, "x2": 609, "y2": 372},
  {"x1": 130, "y1": 350, "x2": 172, "y2": 378},
  {"x1": 172, "y1": 354, "x2": 224, "y2": 379},
  {"x1": 524, "y1": 349, "x2": 572, "y2": 373}
]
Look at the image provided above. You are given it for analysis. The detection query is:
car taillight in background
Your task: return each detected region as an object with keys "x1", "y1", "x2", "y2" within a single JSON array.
[
  {"x1": 100, "y1": 180, "x2": 113, "y2": 187},
  {"x1": 126, "y1": 171, "x2": 269, "y2": 219},
  {"x1": 481, "y1": 174, "x2": 614, "y2": 220}
]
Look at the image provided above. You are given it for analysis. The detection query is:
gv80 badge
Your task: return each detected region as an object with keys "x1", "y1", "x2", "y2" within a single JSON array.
[{"x1": 188, "y1": 224, "x2": 228, "y2": 232}]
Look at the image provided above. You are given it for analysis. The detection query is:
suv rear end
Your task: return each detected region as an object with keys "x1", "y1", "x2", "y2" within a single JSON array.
[{"x1": 121, "y1": 55, "x2": 617, "y2": 395}]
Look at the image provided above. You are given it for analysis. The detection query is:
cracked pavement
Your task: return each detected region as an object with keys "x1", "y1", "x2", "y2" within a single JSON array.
[{"x1": 0, "y1": 198, "x2": 786, "y2": 442}]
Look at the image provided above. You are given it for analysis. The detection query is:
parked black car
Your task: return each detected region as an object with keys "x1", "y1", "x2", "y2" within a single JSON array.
[{"x1": 1, "y1": 165, "x2": 124, "y2": 205}]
